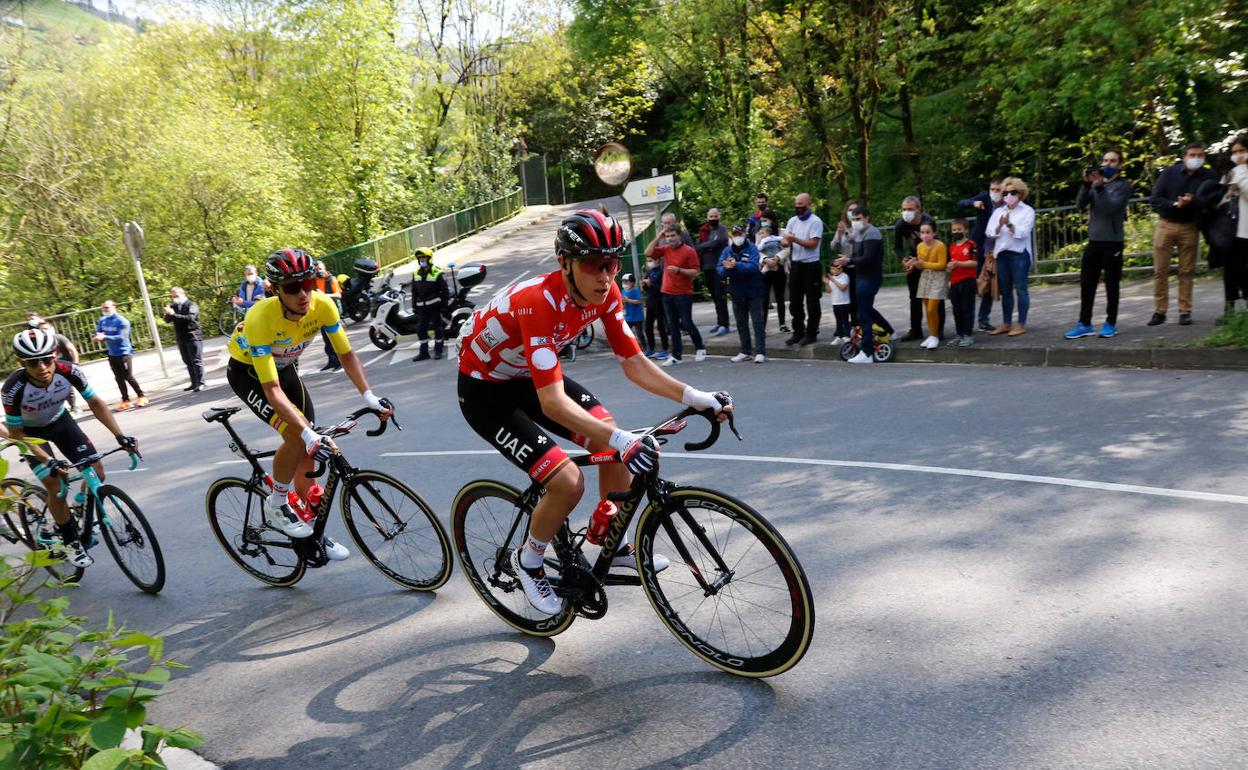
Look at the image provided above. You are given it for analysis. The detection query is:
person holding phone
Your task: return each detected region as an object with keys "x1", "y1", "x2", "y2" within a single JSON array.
[{"x1": 1148, "y1": 142, "x2": 1217, "y2": 326}]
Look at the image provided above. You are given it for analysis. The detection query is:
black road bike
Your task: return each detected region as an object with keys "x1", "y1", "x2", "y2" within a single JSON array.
[
  {"x1": 203, "y1": 406, "x2": 452, "y2": 590},
  {"x1": 450, "y1": 404, "x2": 815, "y2": 678}
]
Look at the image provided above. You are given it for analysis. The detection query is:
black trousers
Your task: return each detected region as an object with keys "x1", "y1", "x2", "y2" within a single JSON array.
[
  {"x1": 416, "y1": 306, "x2": 445, "y2": 341},
  {"x1": 788, "y1": 261, "x2": 823, "y2": 338},
  {"x1": 108, "y1": 355, "x2": 143, "y2": 400},
  {"x1": 1223, "y1": 237, "x2": 1248, "y2": 304},
  {"x1": 907, "y1": 268, "x2": 946, "y2": 336},
  {"x1": 1078, "y1": 241, "x2": 1124, "y2": 325},
  {"x1": 644, "y1": 294, "x2": 668, "y2": 351},
  {"x1": 949, "y1": 279, "x2": 977, "y2": 337},
  {"x1": 764, "y1": 269, "x2": 787, "y2": 326},
  {"x1": 177, "y1": 337, "x2": 204, "y2": 387},
  {"x1": 701, "y1": 269, "x2": 730, "y2": 328}
]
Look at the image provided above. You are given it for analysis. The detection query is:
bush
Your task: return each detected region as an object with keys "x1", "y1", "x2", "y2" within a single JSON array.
[{"x1": 1197, "y1": 307, "x2": 1248, "y2": 348}]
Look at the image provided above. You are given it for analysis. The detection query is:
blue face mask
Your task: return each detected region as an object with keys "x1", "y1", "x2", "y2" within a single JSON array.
[{"x1": 1101, "y1": 165, "x2": 1119, "y2": 179}]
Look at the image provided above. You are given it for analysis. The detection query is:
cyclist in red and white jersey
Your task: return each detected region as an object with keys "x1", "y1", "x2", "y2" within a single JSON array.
[{"x1": 458, "y1": 208, "x2": 732, "y2": 614}]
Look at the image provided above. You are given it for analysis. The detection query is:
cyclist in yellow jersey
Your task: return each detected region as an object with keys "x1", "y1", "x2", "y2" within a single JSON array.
[{"x1": 226, "y1": 249, "x2": 393, "y2": 557}]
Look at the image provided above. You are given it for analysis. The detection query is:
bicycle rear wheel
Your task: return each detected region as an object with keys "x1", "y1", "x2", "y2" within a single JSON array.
[
  {"x1": 97, "y1": 485, "x2": 166, "y2": 594},
  {"x1": 1, "y1": 477, "x2": 33, "y2": 547},
  {"x1": 340, "y1": 470, "x2": 452, "y2": 590},
  {"x1": 634, "y1": 487, "x2": 815, "y2": 678},
  {"x1": 206, "y1": 477, "x2": 305, "y2": 587},
  {"x1": 13, "y1": 486, "x2": 85, "y2": 584},
  {"x1": 450, "y1": 480, "x2": 575, "y2": 637}
]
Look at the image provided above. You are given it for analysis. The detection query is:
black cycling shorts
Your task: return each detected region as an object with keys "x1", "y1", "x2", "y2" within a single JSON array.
[
  {"x1": 22, "y1": 410, "x2": 98, "y2": 468},
  {"x1": 458, "y1": 372, "x2": 612, "y2": 484},
  {"x1": 227, "y1": 359, "x2": 315, "y2": 435}
]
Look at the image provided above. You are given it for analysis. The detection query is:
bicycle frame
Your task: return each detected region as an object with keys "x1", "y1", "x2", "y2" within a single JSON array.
[{"x1": 55, "y1": 448, "x2": 139, "y2": 548}]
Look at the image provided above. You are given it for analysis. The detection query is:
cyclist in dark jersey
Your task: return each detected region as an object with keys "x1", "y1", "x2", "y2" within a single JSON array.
[
  {"x1": 3, "y1": 328, "x2": 139, "y2": 567},
  {"x1": 458, "y1": 209, "x2": 732, "y2": 614}
]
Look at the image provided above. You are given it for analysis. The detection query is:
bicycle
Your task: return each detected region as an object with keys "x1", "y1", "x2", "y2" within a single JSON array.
[
  {"x1": 203, "y1": 406, "x2": 453, "y2": 590},
  {"x1": 450, "y1": 402, "x2": 816, "y2": 678},
  {"x1": 838, "y1": 321, "x2": 894, "y2": 362},
  {"x1": 0, "y1": 476, "x2": 38, "y2": 548},
  {"x1": 218, "y1": 300, "x2": 247, "y2": 336},
  {"x1": 18, "y1": 448, "x2": 166, "y2": 593}
]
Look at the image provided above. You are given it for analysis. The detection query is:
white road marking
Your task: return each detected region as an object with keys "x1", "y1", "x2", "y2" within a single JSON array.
[
  {"x1": 498, "y1": 270, "x2": 532, "y2": 293},
  {"x1": 379, "y1": 450, "x2": 1248, "y2": 506},
  {"x1": 215, "y1": 460, "x2": 251, "y2": 465}
]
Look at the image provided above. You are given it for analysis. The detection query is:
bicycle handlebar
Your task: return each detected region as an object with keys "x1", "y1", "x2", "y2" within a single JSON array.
[
  {"x1": 55, "y1": 447, "x2": 142, "y2": 498},
  {"x1": 305, "y1": 407, "x2": 400, "y2": 478}
]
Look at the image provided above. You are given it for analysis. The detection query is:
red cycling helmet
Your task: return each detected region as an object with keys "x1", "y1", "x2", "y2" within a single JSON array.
[
  {"x1": 264, "y1": 248, "x2": 315, "y2": 285},
  {"x1": 555, "y1": 209, "x2": 627, "y2": 259}
]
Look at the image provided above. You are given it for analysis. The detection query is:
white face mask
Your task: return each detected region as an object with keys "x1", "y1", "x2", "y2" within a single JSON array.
[
  {"x1": 989, "y1": 191, "x2": 1003, "y2": 203},
  {"x1": 246, "y1": 274, "x2": 258, "y2": 283},
  {"x1": 1184, "y1": 156, "x2": 1205, "y2": 171},
  {"x1": 851, "y1": 220, "x2": 866, "y2": 233},
  {"x1": 1232, "y1": 151, "x2": 1247, "y2": 166},
  {"x1": 731, "y1": 236, "x2": 745, "y2": 247},
  {"x1": 646, "y1": 260, "x2": 658, "y2": 269},
  {"x1": 901, "y1": 210, "x2": 917, "y2": 224}
]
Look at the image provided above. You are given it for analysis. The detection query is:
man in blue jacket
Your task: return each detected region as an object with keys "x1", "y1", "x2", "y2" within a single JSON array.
[
  {"x1": 718, "y1": 224, "x2": 767, "y2": 362},
  {"x1": 92, "y1": 300, "x2": 147, "y2": 410}
]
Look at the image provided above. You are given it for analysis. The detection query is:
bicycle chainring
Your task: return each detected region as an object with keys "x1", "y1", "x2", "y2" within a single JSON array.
[{"x1": 557, "y1": 564, "x2": 608, "y2": 620}]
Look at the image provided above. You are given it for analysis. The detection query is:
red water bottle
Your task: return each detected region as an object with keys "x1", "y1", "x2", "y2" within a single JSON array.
[
  {"x1": 586, "y1": 499, "x2": 617, "y2": 545},
  {"x1": 305, "y1": 484, "x2": 324, "y2": 514},
  {"x1": 287, "y1": 490, "x2": 314, "y2": 522}
]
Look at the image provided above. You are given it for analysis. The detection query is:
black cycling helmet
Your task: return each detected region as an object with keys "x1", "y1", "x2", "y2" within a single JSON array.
[
  {"x1": 555, "y1": 209, "x2": 626, "y2": 259},
  {"x1": 264, "y1": 248, "x2": 315, "y2": 285}
]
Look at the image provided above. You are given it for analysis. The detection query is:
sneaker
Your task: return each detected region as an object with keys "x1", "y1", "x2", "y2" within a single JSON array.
[
  {"x1": 1147, "y1": 312, "x2": 1166, "y2": 326},
  {"x1": 977, "y1": 321, "x2": 996, "y2": 332},
  {"x1": 799, "y1": 335, "x2": 817, "y2": 346},
  {"x1": 322, "y1": 536, "x2": 350, "y2": 561},
  {"x1": 1099, "y1": 323, "x2": 1118, "y2": 338},
  {"x1": 921, "y1": 335, "x2": 939, "y2": 349},
  {"x1": 899, "y1": 331, "x2": 923, "y2": 342},
  {"x1": 612, "y1": 542, "x2": 670, "y2": 572},
  {"x1": 847, "y1": 351, "x2": 873, "y2": 364},
  {"x1": 1178, "y1": 313, "x2": 1192, "y2": 326},
  {"x1": 694, "y1": 349, "x2": 707, "y2": 362},
  {"x1": 958, "y1": 335, "x2": 974, "y2": 348},
  {"x1": 62, "y1": 539, "x2": 94, "y2": 568},
  {"x1": 652, "y1": 350, "x2": 669, "y2": 360},
  {"x1": 134, "y1": 396, "x2": 149, "y2": 408},
  {"x1": 265, "y1": 500, "x2": 314, "y2": 538},
  {"x1": 730, "y1": 352, "x2": 750, "y2": 363},
  {"x1": 509, "y1": 548, "x2": 562, "y2": 615},
  {"x1": 779, "y1": 325, "x2": 791, "y2": 334},
  {"x1": 113, "y1": 400, "x2": 132, "y2": 412},
  {"x1": 644, "y1": 348, "x2": 655, "y2": 358},
  {"x1": 754, "y1": 354, "x2": 766, "y2": 363},
  {"x1": 1064, "y1": 322, "x2": 1095, "y2": 339},
  {"x1": 945, "y1": 336, "x2": 961, "y2": 347},
  {"x1": 661, "y1": 356, "x2": 682, "y2": 367}
]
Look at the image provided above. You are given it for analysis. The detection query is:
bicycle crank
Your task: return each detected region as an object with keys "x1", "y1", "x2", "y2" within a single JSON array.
[{"x1": 553, "y1": 564, "x2": 608, "y2": 620}]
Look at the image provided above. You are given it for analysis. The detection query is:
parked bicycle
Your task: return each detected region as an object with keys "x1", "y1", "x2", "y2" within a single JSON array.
[
  {"x1": 17, "y1": 448, "x2": 165, "y2": 593},
  {"x1": 218, "y1": 300, "x2": 247, "y2": 336},
  {"x1": 203, "y1": 405, "x2": 453, "y2": 589},
  {"x1": 450, "y1": 403, "x2": 815, "y2": 678}
]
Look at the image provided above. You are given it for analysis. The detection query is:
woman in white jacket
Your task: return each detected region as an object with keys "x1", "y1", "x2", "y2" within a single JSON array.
[{"x1": 985, "y1": 177, "x2": 1036, "y2": 337}]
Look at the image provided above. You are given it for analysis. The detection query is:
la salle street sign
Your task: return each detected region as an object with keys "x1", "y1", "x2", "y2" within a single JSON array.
[{"x1": 622, "y1": 174, "x2": 676, "y2": 207}]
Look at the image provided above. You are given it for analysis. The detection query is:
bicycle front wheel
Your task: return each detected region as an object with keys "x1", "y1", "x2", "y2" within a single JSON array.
[
  {"x1": 634, "y1": 487, "x2": 815, "y2": 678},
  {"x1": 206, "y1": 477, "x2": 305, "y2": 587},
  {"x1": 97, "y1": 485, "x2": 166, "y2": 594},
  {"x1": 340, "y1": 470, "x2": 452, "y2": 590},
  {"x1": 450, "y1": 480, "x2": 575, "y2": 637},
  {"x1": 218, "y1": 306, "x2": 238, "y2": 336},
  {"x1": 1, "y1": 477, "x2": 34, "y2": 547}
]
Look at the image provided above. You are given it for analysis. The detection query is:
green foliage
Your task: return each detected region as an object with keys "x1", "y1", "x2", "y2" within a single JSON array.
[
  {"x1": 0, "y1": 551, "x2": 201, "y2": 769},
  {"x1": 1198, "y1": 307, "x2": 1248, "y2": 348}
]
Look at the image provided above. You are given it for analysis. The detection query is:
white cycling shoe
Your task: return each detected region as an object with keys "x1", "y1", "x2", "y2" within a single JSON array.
[
  {"x1": 611, "y1": 542, "x2": 670, "y2": 572},
  {"x1": 322, "y1": 536, "x2": 350, "y2": 561},
  {"x1": 62, "y1": 539, "x2": 95, "y2": 569},
  {"x1": 265, "y1": 501, "x2": 313, "y2": 539},
  {"x1": 509, "y1": 548, "x2": 563, "y2": 615}
]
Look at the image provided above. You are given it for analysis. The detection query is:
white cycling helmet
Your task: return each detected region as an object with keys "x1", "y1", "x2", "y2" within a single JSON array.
[{"x1": 12, "y1": 328, "x2": 57, "y2": 359}]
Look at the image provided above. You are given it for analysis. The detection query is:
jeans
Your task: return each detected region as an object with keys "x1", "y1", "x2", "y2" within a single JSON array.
[
  {"x1": 1079, "y1": 241, "x2": 1124, "y2": 325},
  {"x1": 701, "y1": 269, "x2": 730, "y2": 328},
  {"x1": 662, "y1": 293, "x2": 703, "y2": 360},
  {"x1": 855, "y1": 275, "x2": 882, "y2": 353},
  {"x1": 177, "y1": 337, "x2": 204, "y2": 387},
  {"x1": 788, "y1": 261, "x2": 823, "y2": 338},
  {"x1": 949, "y1": 279, "x2": 976, "y2": 337},
  {"x1": 732, "y1": 295, "x2": 766, "y2": 356},
  {"x1": 996, "y1": 249, "x2": 1032, "y2": 325}
]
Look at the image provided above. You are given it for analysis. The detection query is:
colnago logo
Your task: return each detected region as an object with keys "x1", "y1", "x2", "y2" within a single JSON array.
[{"x1": 599, "y1": 495, "x2": 638, "y2": 556}]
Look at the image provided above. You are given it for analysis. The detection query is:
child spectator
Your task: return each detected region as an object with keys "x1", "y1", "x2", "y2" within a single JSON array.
[
  {"x1": 825, "y1": 264, "x2": 851, "y2": 344},
  {"x1": 946, "y1": 217, "x2": 978, "y2": 347},
  {"x1": 620, "y1": 273, "x2": 646, "y2": 350},
  {"x1": 641, "y1": 253, "x2": 669, "y2": 360},
  {"x1": 915, "y1": 222, "x2": 948, "y2": 349},
  {"x1": 756, "y1": 225, "x2": 789, "y2": 333}
]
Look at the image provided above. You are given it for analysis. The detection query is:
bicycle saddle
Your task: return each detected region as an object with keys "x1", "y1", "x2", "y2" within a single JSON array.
[{"x1": 202, "y1": 406, "x2": 242, "y2": 423}]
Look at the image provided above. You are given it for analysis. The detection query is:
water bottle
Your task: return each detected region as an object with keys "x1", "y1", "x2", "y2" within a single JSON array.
[
  {"x1": 586, "y1": 499, "x2": 617, "y2": 545},
  {"x1": 286, "y1": 490, "x2": 314, "y2": 523},
  {"x1": 305, "y1": 484, "x2": 324, "y2": 514}
]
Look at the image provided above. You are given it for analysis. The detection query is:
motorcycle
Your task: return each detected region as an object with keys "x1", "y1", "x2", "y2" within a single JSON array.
[
  {"x1": 342, "y1": 258, "x2": 388, "y2": 323},
  {"x1": 368, "y1": 262, "x2": 487, "y2": 351}
]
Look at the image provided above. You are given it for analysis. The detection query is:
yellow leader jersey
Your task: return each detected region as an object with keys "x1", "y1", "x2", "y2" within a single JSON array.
[{"x1": 227, "y1": 293, "x2": 352, "y2": 383}]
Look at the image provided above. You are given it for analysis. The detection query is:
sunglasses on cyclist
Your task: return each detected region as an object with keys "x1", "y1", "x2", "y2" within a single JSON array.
[
  {"x1": 279, "y1": 278, "x2": 317, "y2": 295},
  {"x1": 579, "y1": 256, "x2": 623, "y2": 275},
  {"x1": 22, "y1": 356, "x2": 55, "y2": 368}
]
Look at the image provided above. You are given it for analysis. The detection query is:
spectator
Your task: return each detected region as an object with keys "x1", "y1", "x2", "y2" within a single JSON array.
[
  {"x1": 756, "y1": 224, "x2": 789, "y2": 333},
  {"x1": 656, "y1": 211, "x2": 694, "y2": 247},
  {"x1": 746, "y1": 193, "x2": 777, "y2": 240},
  {"x1": 312, "y1": 260, "x2": 344, "y2": 370},
  {"x1": 1148, "y1": 142, "x2": 1218, "y2": 325},
  {"x1": 1211, "y1": 135, "x2": 1248, "y2": 322},
  {"x1": 828, "y1": 200, "x2": 859, "y2": 331},
  {"x1": 946, "y1": 218, "x2": 978, "y2": 347},
  {"x1": 620, "y1": 273, "x2": 646, "y2": 348},
  {"x1": 782, "y1": 192, "x2": 825, "y2": 345},
  {"x1": 407, "y1": 249, "x2": 449, "y2": 362},
  {"x1": 640, "y1": 248, "x2": 670, "y2": 360},
  {"x1": 696, "y1": 209, "x2": 731, "y2": 336},
  {"x1": 959, "y1": 178, "x2": 1004, "y2": 331},
  {"x1": 915, "y1": 222, "x2": 949, "y2": 349},
  {"x1": 655, "y1": 225, "x2": 707, "y2": 366},
  {"x1": 234, "y1": 264, "x2": 266, "y2": 311},
  {"x1": 835, "y1": 206, "x2": 887, "y2": 364},
  {"x1": 985, "y1": 177, "x2": 1036, "y2": 337},
  {"x1": 718, "y1": 224, "x2": 767, "y2": 363},
  {"x1": 162, "y1": 287, "x2": 204, "y2": 392},
  {"x1": 824, "y1": 262, "x2": 851, "y2": 345},
  {"x1": 1066, "y1": 149, "x2": 1132, "y2": 339},
  {"x1": 92, "y1": 300, "x2": 147, "y2": 410},
  {"x1": 895, "y1": 196, "x2": 942, "y2": 341}
]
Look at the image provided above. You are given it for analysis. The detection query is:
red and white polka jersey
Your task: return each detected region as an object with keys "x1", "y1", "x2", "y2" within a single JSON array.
[{"x1": 458, "y1": 270, "x2": 642, "y2": 388}]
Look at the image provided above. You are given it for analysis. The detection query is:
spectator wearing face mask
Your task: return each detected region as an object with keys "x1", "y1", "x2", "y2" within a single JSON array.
[
  {"x1": 696, "y1": 209, "x2": 731, "y2": 336},
  {"x1": 1217, "y1": 136, "x2": 1248, "y2": 318},
  {"x1": 162, "y1": 286, "x2": 205, "y2": 391},
  {"x1": 719, "y1": 224, "x2": 767, "y2": 363},
  {"x1": 1065, "y1": 149, "x2": 1133, "y2": 340},
  {"x1": 959, "y1": 179, "x2": 1004, "y2": 331},
  {"x1": 234, "y1": 264, "x2": 266, "y2": 310},
  {"x1": 985, "y1": 178, "x2": 1036, "y2": 337},
  {"x1": 1148, "y1": 142, "x2": 1218, "y2": 326},
  {"x1": 833, "y1": 206, "x2": 891, "y2": 364},
  {"x1": 657, "y1": 211, "x2": 695, "y2": 247},
  {"x1": 781, "y1": 192, "x2": 825, "y2": 346},
  {"x1": 407, "y1": 249, "x2": 449, "y2": 362},
  {"x1": 756, "y1": 224, "x2": 789, "y2": 333},
  {"x1": 895, "y1": 196, "x2": 942, "y2": 342},
  {"x1": 640, "y1": 243, "x2": 670, "y2": 360},
  {"x1": 746, "y1": 193, "x2": 777, "y2": 240},
  {"x1": 946, "y1": 218, "x2": 979, "y2": 347},
  {"x1": 92, "y1": 300, "x2": 147, "y2": 410}
]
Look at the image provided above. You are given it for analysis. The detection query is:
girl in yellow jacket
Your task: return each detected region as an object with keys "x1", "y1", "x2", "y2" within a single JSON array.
[{"x1": 914, "y1": 222, "x2": 948, "y2": 349}]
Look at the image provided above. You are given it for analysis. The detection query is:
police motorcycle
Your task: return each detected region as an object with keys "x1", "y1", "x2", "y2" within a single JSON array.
[
  {"x1": 341, "y1": 258, "x2": 393, "y2": 323},
  {"x1": 368, "y1": 262, "x2": 487, "y2": 351}
]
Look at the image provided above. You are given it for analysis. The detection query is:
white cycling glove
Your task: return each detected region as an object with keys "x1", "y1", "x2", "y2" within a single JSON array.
[
  {"x1": 301, "y1": 426, "x2": 337, "y2": 462},
  {"x1": 361, "y1": 389, "x2": 385, "y2": 411},
  {"x1": 609, "y1": 428, "x2": 660, "y2": 475},
  {"x1": 682, "y1": 385, "x2": 726, "y2": 412}
]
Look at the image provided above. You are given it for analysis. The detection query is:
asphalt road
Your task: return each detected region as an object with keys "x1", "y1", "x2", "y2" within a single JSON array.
[{"x1": 6, "y1": 219, "x2": 1248, "y2": 769}]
